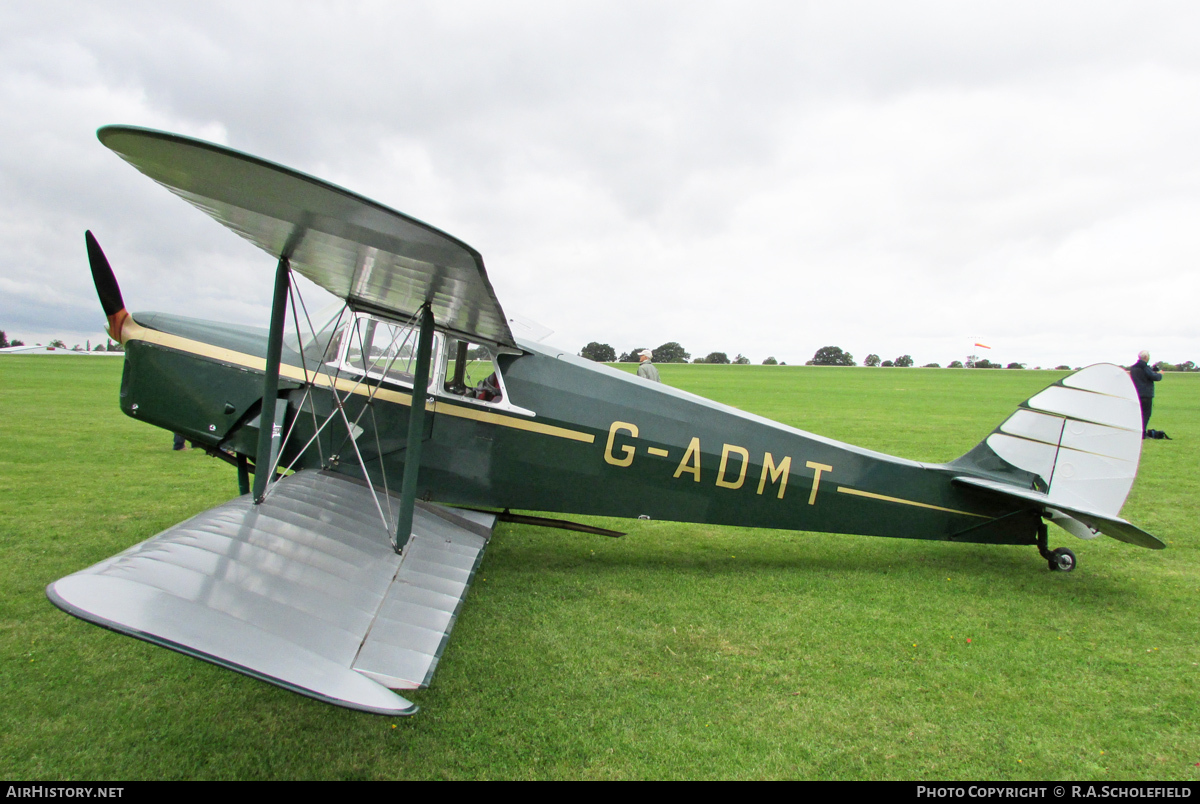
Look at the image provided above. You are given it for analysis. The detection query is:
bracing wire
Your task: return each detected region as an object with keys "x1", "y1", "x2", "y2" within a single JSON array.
[
  {"x1": 260, "y1": 283, "x2": 348, "y2": 501},
  {"x1": 257, "y1": 286, "x2": 433, "y2": 537}
]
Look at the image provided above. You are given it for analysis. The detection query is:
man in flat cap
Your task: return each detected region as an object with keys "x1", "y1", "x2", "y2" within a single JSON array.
[{"x1": 636, "y1": 349, "x2": 661, "y2": 383}]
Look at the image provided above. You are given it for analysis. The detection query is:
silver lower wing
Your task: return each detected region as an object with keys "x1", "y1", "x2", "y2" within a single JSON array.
[{"x1": 47, "y1": 470, "x2": 496, "y2": 716}]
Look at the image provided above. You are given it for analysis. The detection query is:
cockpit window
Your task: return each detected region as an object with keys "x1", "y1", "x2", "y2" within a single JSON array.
[
  {"x1": 443, "y1": 340, "x2": 506, "y2": 405},
  {"x1": 326, "y1": 313, "x2": 441, "y2": 390},
  {"x1": 317, "y1": 313, "x2": 529, "y2": 414},
  {"x1": 290, "y1": 304, "x2": 351, "y2": 366}
]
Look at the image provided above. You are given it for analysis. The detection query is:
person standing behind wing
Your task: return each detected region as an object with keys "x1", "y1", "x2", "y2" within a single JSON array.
[
  {"x1": 1129, "y1": 349, "x2": 1162, "y2": 438},
  {"x1": 637, "y1": 349, "x2": 661, "y2": 383}
]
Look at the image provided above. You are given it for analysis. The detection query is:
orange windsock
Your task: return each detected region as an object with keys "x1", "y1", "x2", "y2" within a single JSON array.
[{"x1": 974, "y1": 343, "x2": 991, "y2": 349}]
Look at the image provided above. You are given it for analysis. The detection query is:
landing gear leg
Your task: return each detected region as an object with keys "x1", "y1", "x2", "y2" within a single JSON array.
[{"x1": 1036, "y1": 521, "x2": 1077, "y2": 572}]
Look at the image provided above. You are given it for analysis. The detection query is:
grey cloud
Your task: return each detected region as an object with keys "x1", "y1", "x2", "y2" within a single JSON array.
[{"x1": 3, "y1": 1, "x2": 1198, "y2": 367}]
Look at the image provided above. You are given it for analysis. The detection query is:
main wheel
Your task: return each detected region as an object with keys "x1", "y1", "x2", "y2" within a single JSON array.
[{"x1": 1048, "y1": 547, "x2": 1076, "y2": 573}]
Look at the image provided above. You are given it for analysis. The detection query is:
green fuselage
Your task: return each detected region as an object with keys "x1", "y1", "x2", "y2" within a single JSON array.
[{"x1": 119, "y1": 312, "x2": 1040, "y2": 548}]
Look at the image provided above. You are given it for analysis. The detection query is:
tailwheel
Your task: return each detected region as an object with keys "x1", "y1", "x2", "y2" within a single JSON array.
[
  {"x1": 1036, "y1": 521, "x2": 1078, "y2": 573},
  {"x1": 1048, "y1": 547, "x2": 1076, "y2": 573}
]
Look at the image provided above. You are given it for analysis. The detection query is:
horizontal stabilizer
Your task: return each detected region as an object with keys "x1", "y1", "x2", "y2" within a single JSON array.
[
  {"x1": 953, "y1": 475, "x2": 1164, "y2": 550},
  {"x1": 47, "y1": 470, "x2": 496, "y2": 715}
]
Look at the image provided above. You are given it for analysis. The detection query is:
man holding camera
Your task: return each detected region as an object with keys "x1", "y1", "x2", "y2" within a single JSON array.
[{"x1": 1129, "y1": 350, "x2": 1163, "y2": 439}]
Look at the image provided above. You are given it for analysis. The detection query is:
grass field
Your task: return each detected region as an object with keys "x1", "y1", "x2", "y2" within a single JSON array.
[{"x1": 2, "y1": 356, "x2": 1197, "y2": 780}]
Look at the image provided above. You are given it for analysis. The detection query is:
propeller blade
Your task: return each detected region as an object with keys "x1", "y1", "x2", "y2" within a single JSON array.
[
  {"x1": 85, "y1": 230, "x2": 129, "y2": 341},
  {"x1": 85, "y1": 230, "x2": 124, "y2": 317}
]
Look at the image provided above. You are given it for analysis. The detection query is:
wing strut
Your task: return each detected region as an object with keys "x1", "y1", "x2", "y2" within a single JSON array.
[
  {"x1": 253, "y1": 254, "x2": 292, "y2": 502},
  {"x1": 394, "y1": 303, "x2": 434, "y2": 551}
]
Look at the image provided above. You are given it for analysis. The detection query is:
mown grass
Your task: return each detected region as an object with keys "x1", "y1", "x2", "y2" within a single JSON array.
[{"x1": 1, "y1": 357, "x2": 1197, "y2": 780}]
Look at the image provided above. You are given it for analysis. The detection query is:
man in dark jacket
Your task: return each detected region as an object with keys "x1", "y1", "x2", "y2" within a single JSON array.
[{"x1": 1129, "y1": 350, "x2": 1162, "y2": 438}]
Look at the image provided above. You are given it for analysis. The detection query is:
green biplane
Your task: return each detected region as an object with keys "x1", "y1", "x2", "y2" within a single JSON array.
[{"x1": 49, "y1": 126, "x2": 1163, "y2": 716}]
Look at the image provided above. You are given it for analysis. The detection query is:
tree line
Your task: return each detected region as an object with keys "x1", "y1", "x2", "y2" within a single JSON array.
[
  {"x1": 578, "y1": 341, "x2": 1200, "y2": 371},
  {"x1": 807, "y1": 345, "x2": 1200, "y2": 371},
  {"x1": 580, "y1": 341, "x2": 783, "y2": 365}
]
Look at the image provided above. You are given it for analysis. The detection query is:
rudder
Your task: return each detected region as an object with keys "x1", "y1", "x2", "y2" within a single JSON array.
[{"x1": 950, "y1": 365, "x2": 1161, "y2": 548}]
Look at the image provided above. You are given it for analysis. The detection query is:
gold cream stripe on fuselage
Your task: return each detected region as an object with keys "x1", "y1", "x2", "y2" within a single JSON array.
[
  {"x1": 836, "y1": 486, "x2": 989, "y2": 518},
  {"x1": 123, "y1": 321, "x2": 596, "y2": 444}
]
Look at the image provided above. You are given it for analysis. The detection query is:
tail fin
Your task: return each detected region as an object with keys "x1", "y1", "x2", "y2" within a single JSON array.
[{"x1": 950, "y1": 364, "x2": 1163, "y2": 549}]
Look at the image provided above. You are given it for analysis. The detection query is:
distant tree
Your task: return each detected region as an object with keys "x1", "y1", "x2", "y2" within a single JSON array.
[
  {"x1": 881, "y1": 359, "x2": 894, "y2": 367},
  {"x1": 580, "y1": 342, "x2": 616, "y2": 362},
  {"x1": 948, "y1": 360, "x2": 964, "y2": 368},
  {"x1": 1157, "y1": 362, "x2": 1176, "y2": 372},
  {"x1": 654, "y1": 342, "x2": 690, "y2": 363},
  {"x1": 105, "y1": 339, "x2": 122, "y2": 352},
  {"x1": 894, "y1": 354, "x2": 913, "y2": 367},
  {"x1": 0, "y1": 330, "x2": 7, "y2": 348},
  {"x1": 618, "y1": 348, "x2": 647, "y2": 363},
  {"x1": 923, "y1": 362, "x2": 941, "y2": 368},
  {"x1": 1054, "y1": 365, "x2": 1071, "y2": 371},
  {"x1": 762, "y1": 356, "x2": 778, "y2": 365},
  {"x1": 49, "y1": 339, "x2": 66, "y2": 349},
  {"x1": 974, "y1": 359, "x2": 997, "y2": 369},
  {"x1": 1006, "y1": 362, "x2": 1025, "y2": 369},
  {"x1": 864, "y1": 353, "x2": 881, "y2": 367},
  {"x1": 704, "y1": 351, "x2": 730, "y2": 364},
  {"x1": 10, "y1": 339, "x2": 24, "y2": 347},
  {"x1": 733, "y1": 354, "x2": 749, "y2": 365},
  {"x1": 779, "y1": 361, "x2": 787, "y2": 366},
  {"x1": 1176, "y1": 361, "x2": 1197, "y2": 372},
  {"x1": 93, "y1": 344, "x2": 105, "y2": 351},
  {"x1": 810, "y1": 346, "x2": 855, "y2": 366}
]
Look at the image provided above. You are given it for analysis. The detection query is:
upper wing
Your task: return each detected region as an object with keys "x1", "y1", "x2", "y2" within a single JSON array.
[
  {"x1": 98, "y1": 125, "x2": 515, "y2": 348},
  {"x1": 47, "y1": 470, "x2": 497, "y2": 715}
]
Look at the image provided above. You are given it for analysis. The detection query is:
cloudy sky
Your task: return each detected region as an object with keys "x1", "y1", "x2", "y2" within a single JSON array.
[{"x1": 2, "y1": 1, "x2": 1197, "y2": 367}]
